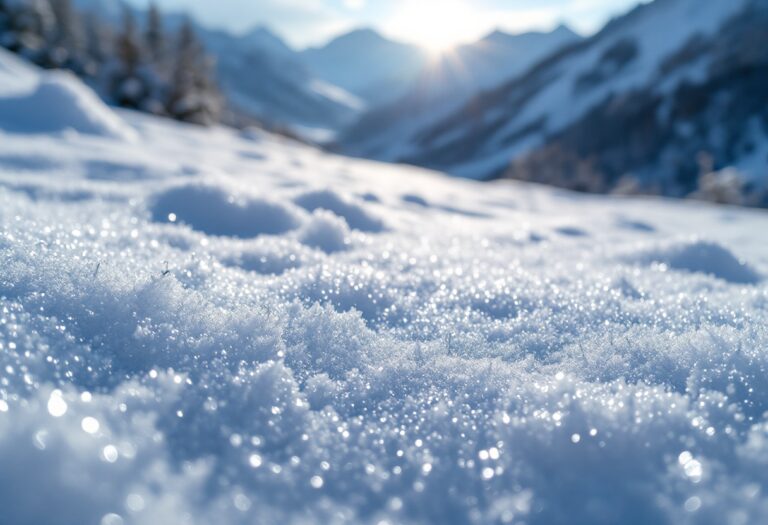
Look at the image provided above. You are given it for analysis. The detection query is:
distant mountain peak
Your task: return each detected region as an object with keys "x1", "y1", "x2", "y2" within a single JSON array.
[
  {"x1": 240, "y1": 25, "x2": 293, "y2": 54},
  {"x1": 553, "y1": 23, "x2": 578, "y2": 36},
  {"x1": 479, "y1": 23, "x2": 580, "y2": 46},
  {"x1": 317, "y1": 27, "x2": 406, "y2": 52},
  {"x1": 482, "y1": 29, "x2": 513, "y2": 43},
  {"x1": 300, "y1": 28, "x2": 427, "y2": 104},
  {"x1": 340, "y1": 27, "x2": 382, "y2": 39}
]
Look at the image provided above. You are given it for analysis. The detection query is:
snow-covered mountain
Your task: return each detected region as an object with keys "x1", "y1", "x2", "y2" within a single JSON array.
[
  {"x1": 69, "y1": 0, "x2": 363, "y2": 139},
  {"x1": 339, "y1": 25, "x2": 581, "y2": 160},
  {"x1": 199, "y1": 26, "x2": 364, "y2": 140},
  {"x1": 3, "y1": 45, "x2": 768, "y2": 525},
  {"x1": 358, "y1": 0, "x2": 767, "y2": 202},
  {"x1": 301, "y1": 28, "x2": 429, "y2": 107}
]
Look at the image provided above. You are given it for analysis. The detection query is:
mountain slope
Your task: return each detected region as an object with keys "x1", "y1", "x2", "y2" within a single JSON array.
[
  {"x1": 199, "y1": 26, "x2": 364, "y2": 139},
  {"x1": 2, "y1": 46, "x2": 768, "y2": 525},
  {"x1": 503, "y1": 2, "x2": 768, "y2": 200},
  {"x1": 381, "y1": 0, "x2": 765, "y2": 199},
  {"x1": 71, "y1": 0, "x2": 364, "y2": 139},
  {"x1": 301, "y1": 28, "x2": 428, "y2": 106},
  {"x1": 339, "y1": 25, "x2": 581, "y2": 160}
]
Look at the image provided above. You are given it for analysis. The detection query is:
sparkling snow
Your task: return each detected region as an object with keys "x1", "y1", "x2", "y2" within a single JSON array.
[{"x1": 1, "y1": 48, "x2": 768, "y2": 524}]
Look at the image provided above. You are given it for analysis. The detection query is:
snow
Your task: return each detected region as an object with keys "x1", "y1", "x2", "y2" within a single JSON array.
[
  {"x1": 0, "y1": 61, "x2": 137, "y2": 142},
  {"x1": 342, "y1": 26, "x2": 579, "y2": 163},
  {"x1": 630, "y1": 239, "x2": 762, "y2": 285},
  {"x1": 2, "y1": 50, "x2": 768, "y2": 525},
  {"x1": 0, "y1": 48, "x2": 38, "y2": 96},
  {"x1": 396, "y1": 0, "x2": 753, "y2": 180},
  {"x1": 150, "y1": 182, "x2": 303, "y2": 238},
  {"x1": 299, "y1": 210, "x2": 351, "y2": 254},
  {"x1": 293, "y1": 188, "x2": 386, "y2": 233}
]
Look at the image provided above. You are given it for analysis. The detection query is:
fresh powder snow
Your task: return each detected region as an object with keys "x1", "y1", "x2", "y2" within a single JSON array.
[{"x1": 1, "y1": 47, "x2": 768, "y2": 525}]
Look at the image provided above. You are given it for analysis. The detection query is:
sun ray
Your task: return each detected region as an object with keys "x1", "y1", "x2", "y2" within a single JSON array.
[{"x1": 387, "y1": 0, "x2": 477, "y2": 54}]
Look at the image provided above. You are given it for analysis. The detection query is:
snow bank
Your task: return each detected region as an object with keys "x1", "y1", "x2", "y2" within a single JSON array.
[
  {"x1": 294, "y1": 189, "x2": 386, "y2": 233},
  {"x1": 0, "y1": 71, "x2": 137, "y2": 142},
  {"x1": 0, "y1": 102, "x2": 767, "y2": 524},
  {"x1": 298, "y1": 209, "x2": 351, "y2": 253},
  {"x1": 150, "y1": 182, "x2": 302, "y2": 238},
  {"x1": 631, "y1": 239, "x2": 762, "y2": 284},
  {"x1": 0, "y1": 48, "x2": 39, "y2": 96}
]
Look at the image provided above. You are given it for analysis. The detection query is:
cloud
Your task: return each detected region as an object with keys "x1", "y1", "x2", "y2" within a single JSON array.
[{"x1": 344, "y1": 0, "x2": 366, "y2": 9}]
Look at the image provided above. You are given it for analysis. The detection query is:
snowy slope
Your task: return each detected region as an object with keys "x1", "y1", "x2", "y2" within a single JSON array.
[
  {"x1": 363, "y1": 0, "x2": 759, "y2": 183},
  {"x1": 2, "y1": 46, "x2": 768, "y2": 525},
  {"x1": 341, "y1": 25, "x2": 580, "y2": 159}
]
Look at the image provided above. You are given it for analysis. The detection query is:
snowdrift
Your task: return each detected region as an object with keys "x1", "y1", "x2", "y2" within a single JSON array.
[
  {"x1": 0, "y1": 47, "x2": 38, "y2": 96},
  {"x1": 0, "y1": 51, "x2": 137, "y2": 141}
]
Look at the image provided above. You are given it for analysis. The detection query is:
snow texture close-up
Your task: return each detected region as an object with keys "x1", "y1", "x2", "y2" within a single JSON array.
[{"x1": 1, "y1": 48, "x2": 768, "y2": 525}]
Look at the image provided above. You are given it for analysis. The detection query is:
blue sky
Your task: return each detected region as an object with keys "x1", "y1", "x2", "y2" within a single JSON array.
[{"x1": 127, "y1": 0, "x2": 642, "y2": 49}]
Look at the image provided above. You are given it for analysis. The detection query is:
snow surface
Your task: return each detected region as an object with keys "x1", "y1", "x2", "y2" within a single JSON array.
[
  {"x1": 0, "y1": 50, "x2": 137, "y2": 142},
  {"x1": 2, "y1": 51, "x2": 768, "y2": 525}
]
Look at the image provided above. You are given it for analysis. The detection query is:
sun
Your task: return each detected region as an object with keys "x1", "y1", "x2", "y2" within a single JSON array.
[{"x1": 388, "y1": 0, "x2": 477, "y2": 54}]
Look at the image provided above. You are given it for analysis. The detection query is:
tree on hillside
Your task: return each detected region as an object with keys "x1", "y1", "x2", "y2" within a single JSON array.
[
  {"x1": 109, "y1": 8, "x2": 152, "y2": 110},
  {"x1": 0, "y1": 1, "x2": 223, "y2": 126},
  {"x1": 0, "y1": 0, "x2": 55, "y2": 61},
  {"x1": 145, "y1": 2, "x2": 164, "y2": 63},
  {"x1": 166, "y1": 18, "x2": 221, "y2": 124},
  {"x1": 48, "y1": 0, "x2": 85, "y2": 70},
  {"x1": 82, "y1": 10, "x2": 111, "y2": 70}
]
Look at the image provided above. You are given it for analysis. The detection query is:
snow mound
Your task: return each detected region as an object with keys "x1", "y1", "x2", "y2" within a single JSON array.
[
  {"x1": 294, "y1": 189, "x2": 385, "y2": 233},
  {"x1": 633, "y1": 240, "x2": 762, "y2": 284},
  {"x1": 0, "y1": 71, "x2": 137, "y2": 141},
  {"x1": 151, "y1": 183, "x2": 302, "y2": 238},
  {"x1": 402, "y1": 193, "x2": 430, "y2": 207},
  {"x1": 0, "y1": 48, "x2": 38, "y2": 96},
  {"x1": 298, "y1": 209, "x2": 351, "y2": 253}
]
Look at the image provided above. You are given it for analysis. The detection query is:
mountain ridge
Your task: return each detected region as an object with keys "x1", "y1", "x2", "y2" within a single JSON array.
[{"x1": 342, "y1": 0, "x2": 766, "y2": 206}]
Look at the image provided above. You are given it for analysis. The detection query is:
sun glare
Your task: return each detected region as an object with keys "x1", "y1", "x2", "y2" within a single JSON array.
[{"x1": 389, "y1": 0, "x2": 476, "y2": 54}]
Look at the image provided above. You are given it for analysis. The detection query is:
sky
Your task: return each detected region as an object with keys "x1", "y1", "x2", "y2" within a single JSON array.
[{"x1": 127, "y1": 0, "x2": 643, "y2": 50}]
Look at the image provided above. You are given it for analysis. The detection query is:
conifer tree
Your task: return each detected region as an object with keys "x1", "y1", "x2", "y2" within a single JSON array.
[
  {"x1": 49, "y1": 0, "x2": 85, "y2": 69},
  {"x1": 145, "y1": 2, "x2": 164, "y2": 64},
  {"x1": 0, "y1": 0, "x2": 54, "y2": 60},
  {"x1": 110, "y1": 8, "x2": 148, "y2": 109},
  {"x1": 167, "y1": 18, "x2": 221, "y2": 124}
]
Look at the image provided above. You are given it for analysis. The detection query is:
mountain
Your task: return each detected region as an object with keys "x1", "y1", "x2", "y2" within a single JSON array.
[
  {"x1": 196, "y1": 25, "x2": 366, "y2": 139},
  {"x1": 199, "y1": 26, "x2": 363, "y2": 139},
  {"x1": 70, "y1": 0, "x2": 363, "y2": 139},
  {"x1": 339, "y1": 25, "x2": 581, "y2": 160},
  {"x1": 361, "y1": 0, "x2": 766, "y2": 203},
  {"x1": 301, "y1": 28, "x2": 429, "y2": 106}
]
